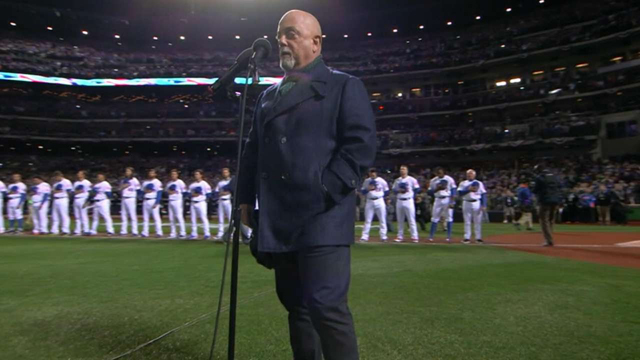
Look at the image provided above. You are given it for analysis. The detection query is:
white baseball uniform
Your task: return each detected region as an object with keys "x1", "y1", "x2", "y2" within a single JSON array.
[
  {"x1": 51, "y1": 178, "x2": 73, "y2": 235},
  {"x1": 167, "y1": 179, "x2": 187, "y2": 238},
  {"x1": 0, "y1": 181, "x2": 6, "y2": 233},
  {"x1": 91, "y1": 181, "x2": 115, "y2": 235},
  {"x1": 215, "y1": 177, "x2": 232, "y2": 239},
  {"x1": 73, "y1": 179, "x2": 92, "y2": 235},
  {"x1": 429, "y1": 175, "x2": 457, "y2": 223},
  {"x1": 141, "y1": 179, "x2": 163, "y2": 237},
  {"x1": 360, "y1": 177, "x2": 389, "y2": 241},
  {"x1": 189, "y1": 180, "x2": 212, "y2": 238},
  {"x1": 120, "y1": 177, "x2": 140, "y2": 235},
  {"x1": 7, "y1": 182, "x2": 26, "y2": 222},
  {"x1": 393, "y1": 176, "x2": 420, "y2": 240},
  {"x1": 459, "y1": 179, "x2": 487, "y2": 241},
  {"x1": 31, "y1": 182, "x2": 51, "y2": 234}
]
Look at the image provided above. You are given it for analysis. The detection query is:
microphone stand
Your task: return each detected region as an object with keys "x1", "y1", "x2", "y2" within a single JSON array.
[{"x1": 208, "y1": 57, "x2": 258, "y2": 360}]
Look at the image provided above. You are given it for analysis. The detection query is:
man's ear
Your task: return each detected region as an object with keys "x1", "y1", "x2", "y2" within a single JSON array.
[{"x1": 313, "y1": 35, "x2": 322, "y2": 53}]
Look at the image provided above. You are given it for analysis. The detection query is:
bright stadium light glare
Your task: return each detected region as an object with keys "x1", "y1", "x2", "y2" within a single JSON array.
[
  {"x1": 367, "y1": 32, "x2": 372, "y2": 36},
  {"x1": 46, "y1": 26, "x2": 53, "y2": 31},
  {"x1": 446, "y1": 21, "x2": 452, "y2": 26},
  {"x1": 81, "y1": 30, "x2": 89, "y2": 35},
  {"x1": 500, "y1": 44, "x2": 506, "y2": 48},
  {"x1": 419, "y1": 25, "x2": 424, "y2": 29},
  {"x1": 114, "y1": 34, "x2": 120, "y2": 39},
  {"x1": 343, "y1": 34, "x2": 348, "y2": 38},
  {"x1": 392, "y1": 28, "x2": 398, "y2": 33},
  {"x1": 575, "y1": 63, "x2": 589, "y2": 68},
  {"x1": 532, "y1": 70, "x2": 544, "y2": 75},
  {"x1": 610, "y1": 56, "x2": 623, "y2": 62},
  {"x1": 506, "y1": 8, "x2": 512, "y2": 12},
  {"x1": 496, "y1": 81, "x2": 507, "y2": 87},
  {"x1": 179, "y1": 35, "x2": 185, "y2": 40},
  {"x1": 549, "y1": 88, "x2": 562, "y2": 94},
  {"x1": 9, "y1": 21, "x2": 17, "y2": 26},
  {"x1": 208, "y1": 35, "x2": 213, "y2": 39},
  {"x1": 153, "y1": 36, "x2": 158, "y2": 40},
  {"x1": 539, "y1": 0, "x2": 545, "y2": 3},
  {"x1": 235, "y1": 35, "x2": 240, "y2": 39},
  {"x1": 476, "y1": 15, "x2": 481, "y2": 20},
  {"x1": 509, "y1": 78, "x2": 521, "y2": 84}
]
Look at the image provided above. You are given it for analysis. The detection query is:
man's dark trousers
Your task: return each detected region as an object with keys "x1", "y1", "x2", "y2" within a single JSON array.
[{"x1": 273, "y1": 245, "x2": 359, "y2": 360}]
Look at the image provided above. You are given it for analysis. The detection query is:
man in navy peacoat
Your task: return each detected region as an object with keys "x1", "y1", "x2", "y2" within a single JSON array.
[{"x1": 238, "y1": 10, "x2": 376, "y2": 360}]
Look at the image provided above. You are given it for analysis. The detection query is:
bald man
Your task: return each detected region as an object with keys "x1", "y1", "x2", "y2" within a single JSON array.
[
  {"x1": 458, "y1": 169, "x2": 487, "y2": 243},
  {"x1": 239, "y1": 10, "x2": 375, "y2": 360}
]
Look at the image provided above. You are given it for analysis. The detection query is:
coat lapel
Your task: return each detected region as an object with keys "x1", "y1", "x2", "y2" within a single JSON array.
[{"x1": 263, "y1": 61, "x2": 330, "y2": 125}]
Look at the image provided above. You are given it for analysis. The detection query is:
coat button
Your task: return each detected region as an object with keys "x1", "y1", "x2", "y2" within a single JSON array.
[
  {"x1": 261, "y1": 172, "x2": 268, "y2": 179},
  {"x1": 281, "y1": 173, "x2": 289, "y2": 181},
  {"x1": 280, "y1": 136, "x2": 287, "y2": 144}
]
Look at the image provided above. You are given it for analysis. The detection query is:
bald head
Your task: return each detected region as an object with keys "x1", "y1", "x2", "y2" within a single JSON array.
[
  {"x1": 277, "y1": 10, "x2": 323, "y2": 73},
  {"x1": 466, "y1": 169, "x2": 476, "y2": 180}
]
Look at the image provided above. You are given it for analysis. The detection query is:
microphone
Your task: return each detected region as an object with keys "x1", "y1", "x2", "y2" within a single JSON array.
[
  {"x1": 251, "y1": 38, "x2": 272, "y2": 65},
  {"x1": 210, "y1": 47, "x2": 253, "y2": 93}
]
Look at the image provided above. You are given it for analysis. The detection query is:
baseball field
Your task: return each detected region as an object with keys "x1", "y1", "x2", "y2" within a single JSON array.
[{"x1": 1, "y1": 223, "x2": 639, "y2": 360}]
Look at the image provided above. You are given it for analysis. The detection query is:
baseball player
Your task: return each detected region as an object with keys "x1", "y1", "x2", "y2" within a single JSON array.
[
  {"x1": 119, "y1": 167, "x2": 141, "y2": 236},
  {"x1": 90, "y1": 173, "x2": 115, "y2": 236},
  {"x1": 214, "y1": 167, "x2": 233, "y2": 240},
  {"x1": 72, "y1": 170, "x2": 92, "y2": 236},
  {"x1": 427, "y1": 167, "x2": 457, "y2": 242},
  {"x1": 392, "y1": 165, "x2": 421, "y2": 243},
  {"x1": 6, "y1": 173, "x2": 27, "y2": 233},
  {"x1": 50, "y1": 171, "x2": 73, "y2": 235},
  {"x1": 0, "y1": 179, "x2": 6, "y2": 234},
  {"x1": 458, "y1": 169, "x2": 487, "y2": 244},
  {"x1": 360, "y1": 168, "x2": 389, "y2": 242},
  {"x1": 141, "y1": 169, "x2": 164, "y2": 238},
  {"x1": 30, "y1": 175, "x2": 51, "y2": 235},
  {"x1": 166, "y1": 169, "x2": 187, "y2": 239},
  {"x1": 189, "y1": 169, "x2": 212, "y2": 239}
]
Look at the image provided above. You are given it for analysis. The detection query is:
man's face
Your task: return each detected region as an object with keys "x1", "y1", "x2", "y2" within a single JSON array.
[
  {"x1": 467, "y1": 171, "x2": 476, "y2": 181},
  {"x1": 12, "y1": 174, "x2": 20, "y2": 183},
  {"x1": 148, "y1": 170, "x2": 156, "y2": 179},
  {"x1": 436, "y1": 169, "x2": 444, "y2": 178},
  {"x1": 55, "y1": 175, "x2": 63, "y2": 182},
  {"x1": 125, "y1": 168, "x2": 133, "y2": 177},
  {"x1": 77, "y1": 171, "x2": 85, "y2": 180},
  {"x1": 97, "y1": 174, "x2": 105, "y2": 182},
  {"x1": 400, "y1": 167, "x2": 408, "y2": 177},
  {"x1": 277, "y1": 12, "x2": 320, "y2": 72},
  {"x1": 222, "y1": 169, "x2": 230, "y2": 178},
  {"x1": 171, "y1": 172, "x2": 178, "y2": 181},
  {"x1": 194, "y1": 172, "x2": 203, "y2": 181},
  {"x1": 33, "y1": 178, "x2": 42, "y2": 185},
  {"x1": 369, "y1": 172, "x2": 376, "y2": 179}
]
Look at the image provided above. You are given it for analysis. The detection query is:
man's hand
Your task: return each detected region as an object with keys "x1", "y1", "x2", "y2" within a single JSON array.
[
  {"x1": 240, "y1": 204, "x2": 252, "y2": 228},
  {"x1": 469, "y1": 185, "x2": 479, "y2": 192}
]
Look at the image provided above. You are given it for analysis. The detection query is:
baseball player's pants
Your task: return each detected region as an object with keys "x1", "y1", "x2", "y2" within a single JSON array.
[
  {"x1": 0, "y1": 196, "x2": 4, "y2": 233},
  {"x1": 91, "y1": 200, "x2": 114, "y2": 235},
  {"x1": 396, "y1": 198, "x2": 418, "y2": 240},
  {"x1": 8, "y1": 199, "x2": 24, "y2": 220},
  {"x1": 142, "y1": 199, "x2": 163, "y2": 237},
  {"x1": 463, "y1": 200, "x2": 483, "y2": 240},
  {"x1": 51, "y1": 197, "x2": 70, "y2": 234},
  {"x1": 120, "y1": 197, "x2": 138, "y2": 235},
  {"x1": 73, "y1": 198, "x2": 90, "y2": 235},
  {"x1": 431, "y1": 198, "x2": 453, "y2": 223},
  {"x1": 31, "y1": 202, "x2": 49, "y2": 234},
  {"x1": 361, "y1": 198, "x2": 387, "y2": 240},
  {"x1": 168, "y1": 199, "x2": 186, "y2": 237},
  {"x1": 217, "y1": 199, "x2": 232, "y2": 237},
  {"x1": 191, "y1": 201, "x2": 210, "y2": 237}
]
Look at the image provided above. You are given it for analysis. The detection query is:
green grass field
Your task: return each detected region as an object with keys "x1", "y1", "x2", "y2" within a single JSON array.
[{"x1": 1, "y1": 223, "x2": 639, "y2": 360}]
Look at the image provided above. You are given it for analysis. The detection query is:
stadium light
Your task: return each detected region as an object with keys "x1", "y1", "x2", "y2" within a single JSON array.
[
  {"x1": 179, "y1": 35, "x2": 185, "y2": 40},
  {"x1": 235, "y1": 35, "x2": 240, "y2": 39},
  {"x1": 81, "y1": 30, "x2": 89, "y2": 35},
  {"x1": 392, "y1": 28, "x2": 398, "y2": 33},
  {"x1": 168, "y1": 42, "x2": 173, "y2": 46},
  {"x1": 9, "y1": 21, "x2": 16, "y2": 26},
  {"x1": 411, "y1": 88, "x2": 421, "y2": 92},
  {"x1": 114, "y1": 34, "x2": 120, "y2": 39},
  {"x1": 208, "y1": 35, "x2": 213, "y2": 39},
  {"x1": 371, "y1": 92, "x2": 381, "y2": 96},
  {"x1": 322, "y1": 34, "x2": 326, "y2": 38},
  {"x1": 397, "y1": 92, "x2": 403, "y2": 97},
  {"x1": 446, "y1": 21, "x2": 452, "y2": 26},
  {"x1": 575, "y1": 63, "x2": 589, "y2": 68},
  {"x1": 500, "y1": 44, "x2": 506, "y2": 48},
  {"x1": 419, "y1": 25, "x2": 424, "y2": 29},
  {"x1": 532, "y1": 70, "x2": 544, "y2": 75},
  {"x1": 343, "y1": 34, "x2": 349, "y2": 38},
  {"x1": 554, "y1": 66, "x2": 566, "y2": 71},
  {"x1": 506, "y1": 8, "x2": 512, "y2": 12},
  {"x1": 496, "y1": 81, "x2": 507, "y2": 87},
  {"x1": 46, "y1": 26, "x2": 53, "y2": 31},
  {"x1": 610, "y1": 56, "x2": 623, "y2": 62},
  {"x1": 476, "y1": 16, "x2": 481, "y2": 20},
  {"x1": 153, "y1": 36, "x2": 158, "y2": 40},
  {"x1": 418, "y1": 38, "x2": 423, "y2": 41},
  {"x1": 458, "y1": 80, "x2": 464, "y2": 84},
  {"x1": 509, "y1": 78, "x2": 521, "y2": 84},
  {"x1": 263, "y1": 35, "x2": 268, "y2": 38},
  {"x1": 549, "y1": 88, "x2": 562, "y2": 94},
  {"x1": 539, "y1": 0, "x2": 545, "y2": 3},
  {"x1": 367, "y1": 32, "x2": 372, "y2": 36}
]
